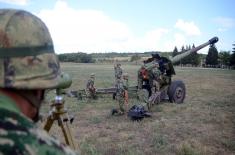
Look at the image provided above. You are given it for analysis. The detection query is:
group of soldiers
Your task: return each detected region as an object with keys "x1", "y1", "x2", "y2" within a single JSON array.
[
  {"x1": 137, "y1": 53, "x2": 175, "y2": 110},
  {"x1": 85, "y1": 53, "x2": 173, "y2": 114},
  {"x1": 85, "y1": 62, "x2": 129, "y2": 115}
]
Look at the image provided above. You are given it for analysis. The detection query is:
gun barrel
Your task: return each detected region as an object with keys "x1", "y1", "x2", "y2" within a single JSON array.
[
  {"x1": 209, "y1": 37, "x2": 219, "y2": 44},
  {"x1": 171, "y1": 36, "x2": 219, "y2": 64}
]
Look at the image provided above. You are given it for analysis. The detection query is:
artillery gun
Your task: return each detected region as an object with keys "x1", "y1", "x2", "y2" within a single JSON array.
[
  {"x1": 67, "y1": 37, "x2": 219, "y2": 112},
  {"x1": 138, "y1": 37, "x2": 219, "y2": 110}
]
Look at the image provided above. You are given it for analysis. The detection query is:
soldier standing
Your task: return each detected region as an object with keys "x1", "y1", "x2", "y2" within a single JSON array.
[
  {"x1": 150, "y1": 62, "x2": 162, "y2": 94},
  {"x1": 0, "y1": 9, "x2": 78, "y2": 155},
  {"x1": 86, "y1": 73, "x2": 97, "y2": 99},
  {"x1": 114, "y1": 62, "x2": 123, "y2": 82},
  {"x1": 112, "y1": 73, "x2": 129, "y2": 115}
]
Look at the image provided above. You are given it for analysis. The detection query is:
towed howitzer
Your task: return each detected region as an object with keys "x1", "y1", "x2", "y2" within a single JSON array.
[{"x1": 138, "y1": 37, "x2": 219, "y2": 110}]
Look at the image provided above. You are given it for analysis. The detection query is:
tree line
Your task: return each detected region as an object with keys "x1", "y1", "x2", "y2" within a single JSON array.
[
  {"x1": 58, "y1": 52, "x2": 95, "y2": 63},
  {"x1": 171, "y1": 43, "x2": 235, "y2": 68},
  {"x1": 57, "y1": 43, "x2": 235, "y2": 69}
]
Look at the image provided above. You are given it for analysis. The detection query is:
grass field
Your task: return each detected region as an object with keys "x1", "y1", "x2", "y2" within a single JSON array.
[{"x1": 40, "y1": 63, "x2": 235, "y2": 155}]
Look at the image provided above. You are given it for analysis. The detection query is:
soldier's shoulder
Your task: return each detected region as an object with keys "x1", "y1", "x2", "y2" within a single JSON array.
[
  {"x1": 0, "y1": 109, "x2": 78, "y2": 155},
  {"x1": 87, "y1": 79, "x2": 92, "y2": 82}
]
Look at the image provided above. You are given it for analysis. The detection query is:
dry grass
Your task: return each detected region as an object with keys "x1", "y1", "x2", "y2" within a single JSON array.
[{"x1": 40, "y1": 63, "x2": 235, "y2": 155}]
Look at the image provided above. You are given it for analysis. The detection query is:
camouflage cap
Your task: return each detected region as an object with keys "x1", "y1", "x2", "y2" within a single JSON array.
[
  {"x1": 117, "y1": 62, "x2": 121, "y2": 66},
  {"x1": 0, "y1": 9, "x2": 63, "y2": 89},
  {"x1": 90, "y1": 73, "x2": 95, "y2": 78},
  {"x1": 123, "y1": 73, "x2": 128, "y2": 77}
]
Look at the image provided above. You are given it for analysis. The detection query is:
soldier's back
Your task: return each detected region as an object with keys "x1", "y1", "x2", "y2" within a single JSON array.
[{"x1": 86, "y1": 78, "x2": 94, "y2": 88}]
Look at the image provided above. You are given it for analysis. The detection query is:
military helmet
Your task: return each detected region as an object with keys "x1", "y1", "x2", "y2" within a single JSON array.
[
  {"x1": 152, "y1": 53, "x2": 161, "y2": 59},
  {"x1": 117, "y1": 62, "x2": 121, "y2": 66},
  {"x1": 90, "y1": 73, "x2": 95, "y2": 78},
  {"x1": 0, "y1": 9, "x2": 63, "y2": 89},
  {"x1": 123, "y1": 73, "x2": 128, "y2": 78}
]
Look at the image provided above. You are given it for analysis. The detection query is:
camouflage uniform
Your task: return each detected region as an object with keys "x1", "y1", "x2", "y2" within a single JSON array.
[
  {"x1": 150, "y1": 62, "x2": 162, "y2": 93},
  {"x1": 147, "y1": 63, "x2": 162, "y2": 108},
  {"x1": 0, "y1": 9, "x2": 78, "y2": 154},
  {"x1": 114, "y1": 63, "x2": 123, "y2": 81},
  {"x1": 137, "y1": 64, "x2": 145, "y2": 89},
  {"x1": 86, "y1": 74, "x2": 96, "y2": 99},
  {"x1": 115, "y1": 74, "x2": 128, "y2": 114},
  {"x1": 0, "y1": 93, "x2": 76, "y2": 155}
]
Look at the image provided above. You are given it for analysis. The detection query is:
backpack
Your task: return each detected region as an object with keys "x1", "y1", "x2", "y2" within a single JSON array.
[{"x1": 127, "y1": 105, "x2": 151, "y2": 121}]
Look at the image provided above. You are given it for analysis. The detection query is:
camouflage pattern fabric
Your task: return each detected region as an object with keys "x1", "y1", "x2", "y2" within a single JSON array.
[
  {"x1": 0, "y1": 93, "x2": 78, "y2": 155},
  {"x1": 151, "y1": 67, "x2": 162, "y2": 92},
  {"x1": 137, "y1": 67, "x2": 144, "y2": 89},
  {"x1": 86, "y1": 78, "x2": 96, "y2": 98},
  {"x1": 115, "y1": 78, "x2": 128, "y2": 113},
  {"x1": 114, "y1": 65, "x2": 123, "y2": 80}
]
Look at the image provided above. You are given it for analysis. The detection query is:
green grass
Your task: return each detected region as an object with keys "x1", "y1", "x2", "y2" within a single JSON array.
[{"x1": 40, "y1": 63, "x2": 235, "y2": 155}]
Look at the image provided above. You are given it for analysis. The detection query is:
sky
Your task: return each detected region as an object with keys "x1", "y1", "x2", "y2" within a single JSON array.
[{"x1": 0, "y1": 0, "x2": 235, "y2": 54}]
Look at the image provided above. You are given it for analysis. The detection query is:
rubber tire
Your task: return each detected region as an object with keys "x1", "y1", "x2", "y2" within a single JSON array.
[{"x1": 168, "y1": 80, "x2": 186, "y2": 103}]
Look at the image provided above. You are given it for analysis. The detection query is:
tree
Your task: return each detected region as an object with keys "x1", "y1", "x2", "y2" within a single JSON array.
[
  {"x1": 219, "y1": 51, "x2": 231, "y2": 66},
  {"x1": 192, "y1": 44, "x2": 195, "y2": 48},
  {"x1": 206, "y1": 44, "x2": 219, "y2": 66},
  {"x1": 172, "y1": 46, "x2": 178, "y2": 57},
  {"x1": 181, "y1": 45, "x2": 185, "y2": 52},
  {"x1": 230, "y1": 43, "x2": 235, "y2": 67},
  {"x1": 58, "y1": 52, "x2": 95, "y2": 63},
  {"x1": 188, "y1": 45, "x2": 191, "y2": 50}
]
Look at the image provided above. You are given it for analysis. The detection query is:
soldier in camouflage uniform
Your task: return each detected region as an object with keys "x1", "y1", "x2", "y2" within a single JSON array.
[
  {"x1": 0, "y1": 9, "x2": 78, "y2": 155},
  {"x1": 113, "y1": 73, "x2": 129, "y2": 115},
  {"x1": 147, "y1": 62, "x2": 162, "y2": 109},
  {"x1": 114, "y1": 62, "x2": 123, "y2": 82},
  {"x1": 150, "y1": 62, "x2": 162, "y2": 93},
  {"x1": 86, "y1": 73, "x2": 96, "y2": 99}
]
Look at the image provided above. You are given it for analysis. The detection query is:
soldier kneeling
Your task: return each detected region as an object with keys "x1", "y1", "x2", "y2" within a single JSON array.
[{"x1": 86, "y1": 73, "x2": 97, "y2": 100}]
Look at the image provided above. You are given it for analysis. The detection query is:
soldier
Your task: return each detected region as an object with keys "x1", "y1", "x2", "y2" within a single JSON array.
[
  {"x1": 137, "y1": 64, "x2": 145, "y2": 89},
  {"x1": 112, "y1": 73, "x2": 129, "y2": 115},
  {"x1": 114, "y1": 62, "x2": 123, "y2": 81},
  {"x1": 0, "y1": 9, "x2": 78, "y2": 155},
  {"x1": 148, "y1": 62, "x2": 162, "y2": 107},
  {"x1": 150, "y1": 62, "x2": 162, "y2": 93},
  {"x1": 86, "y1": 73, "x2": 96, "y2": 99}
]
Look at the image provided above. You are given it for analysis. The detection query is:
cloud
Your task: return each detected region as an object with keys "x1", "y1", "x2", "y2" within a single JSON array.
[
  {"x1": 37, "y1": 0, "x2": 172, "y2": 53},
  {"x1": 38, "y1": 1, "x2": 133, "y2": 53},
  {"x1": 0, "y1": 0, "x2": 28, "y2": 5},
  {"x1": 214, "y1": 17, "x2": 235, "y2": 28},
  {"x1": 214, "y1": 17, "x2": 235, "y2": 32},
  {"x1": 163, "y1": 33, "x2": 187, "y2": 51},
  {"x1": 138, "y1": 28, "x2": 169, "y2": 51},
  {"x1": 175, "y1": 19, "x2": 201, "y2": 36}
]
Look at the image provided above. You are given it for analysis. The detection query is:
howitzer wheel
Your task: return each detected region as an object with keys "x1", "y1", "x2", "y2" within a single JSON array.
[{"x1": 168, "y1": 80, "x2": 186, "y2": 103}]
